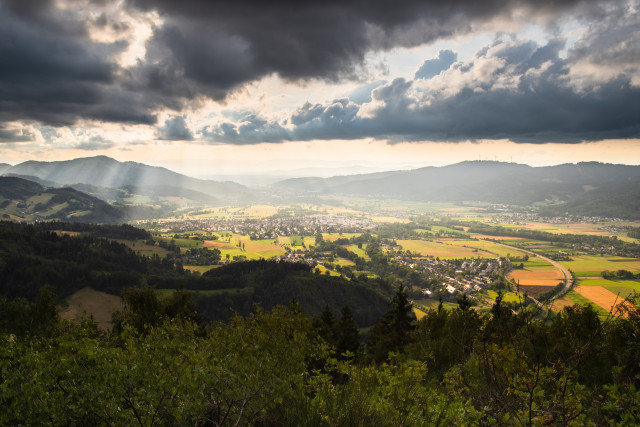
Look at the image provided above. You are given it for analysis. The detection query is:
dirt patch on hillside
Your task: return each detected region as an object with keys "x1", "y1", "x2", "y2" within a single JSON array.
[
  {"x1": 550, "y1": 297, "x2": 576, "y2": 311},
  {"x1": 59, "y1": 287, "x2": 123, "y2": 331},
  {"x1": 519, "y1": 285, "x2": 556, "y2": 297},
  {"x1": 203, "y1": 240, "x2": 226, "y2": 248}
]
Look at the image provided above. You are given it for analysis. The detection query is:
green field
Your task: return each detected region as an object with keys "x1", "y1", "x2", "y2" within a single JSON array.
[
  {"x1": 575, "y1": 278, "x2": 640, "y2": 299},
  {"x1": 156, "y1": 236, "x2": 204, "y2": 249},
  {"x1": 333, "y1": 258, "x2": 355, "y2": 267},
  {"x1": 345, "y1": 244, "x2": 370, "y2": 260},
  {"x1": 562, "y1": 291, "x2": 611, "y2": 316},
  {"x1": 116, "y1": 239, "x2": 170, "y2": 256},
  {"x1": 484, "y1": 290, "x2": 523, "y2": 304},
  {"x1": 322, "y1": 232, "x2": 362, "y2": 240},
  {"x1": 560, "y1": 255, "x2": 640, "y2": 277},
  {"x1": 413, "y1": 299, "x2": 459, "y2": 311}
]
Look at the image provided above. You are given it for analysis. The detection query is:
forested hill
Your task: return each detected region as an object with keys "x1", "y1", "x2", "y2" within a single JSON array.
[
  {"x1": 273, "y1": 161, "x2": 640, "y2": 217},
  {"x1": 0, "y1": 176, "x2": 125, "y2": 223},
  {"x1": 0, "y1": 221, "x2": 391, "y2": 326},
  {"x1": 5, "y1": 155, "x2": 252, "y2": 203}
]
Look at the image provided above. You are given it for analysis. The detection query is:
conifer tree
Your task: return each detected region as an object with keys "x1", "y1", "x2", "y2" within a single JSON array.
[{"x1": 336, "y1": 305, "x2": 360, "y2": 358}]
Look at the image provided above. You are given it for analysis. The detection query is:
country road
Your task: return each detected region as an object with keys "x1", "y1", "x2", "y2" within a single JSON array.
[{"x1": 480, "y1": 239, "x2": 573, "y2": 303}]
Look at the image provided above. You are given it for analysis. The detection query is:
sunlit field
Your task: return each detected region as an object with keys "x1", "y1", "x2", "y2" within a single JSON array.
[
  {"x1": 397, "y1": 239, "x2": 485, "y2": 259},
  {"x1": 560, "y1": 255, "x2": 640, "y2": 277},
  {"x1": 447, "y1": 239, "x2": 529, "y2": 258}
]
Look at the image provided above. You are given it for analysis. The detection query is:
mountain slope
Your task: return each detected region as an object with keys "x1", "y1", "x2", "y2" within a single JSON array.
[
  {"x1": 273, "y1": 161, "x2": 640, "y2": 207},
  {"x1": 0, "y1": 176, "x2": 124, "y2": 223},
  {"x1": 6, "y1": 156, "x2": 251, "y2": 203}
]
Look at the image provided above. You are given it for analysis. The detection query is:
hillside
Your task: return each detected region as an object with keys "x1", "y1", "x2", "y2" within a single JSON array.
[
  {"x1": 0, "y1": 221, "x2": 391, "y2": 327},
  {"x1": 0, "y1": 176, "x2": 125, "y2": 223},
  {"x1": 273, "y1": 161, "x2": 640, "y2": 216},
  {"x1": 5, "y1": 155, "x2": 252, "y2": 204},
  {"x1": 538, "y1": 178, "x2": 640, "y2": 219}
]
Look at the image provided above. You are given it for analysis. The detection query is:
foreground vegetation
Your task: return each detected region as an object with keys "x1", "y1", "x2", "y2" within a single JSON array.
[{"x1": 2, "y1": 285, "x2": 640, "y2": 425}]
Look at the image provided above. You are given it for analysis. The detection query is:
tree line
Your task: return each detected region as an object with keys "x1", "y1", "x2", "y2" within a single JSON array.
[{"x1": 3, "y1": 283, "x2": 640, "y2": 425}]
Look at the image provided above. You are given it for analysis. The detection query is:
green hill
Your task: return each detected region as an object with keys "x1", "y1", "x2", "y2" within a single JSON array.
[{"x1": 0, "y1": 176, "x2": 124, "y2": 223}]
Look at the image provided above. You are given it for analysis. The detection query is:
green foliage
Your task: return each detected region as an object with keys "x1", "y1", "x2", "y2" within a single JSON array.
[
  {"x1": 0, "y1": 285, "x2": 58, "y2": 337},
  {"x1": 367, "y1": 285, "x2": 416, "y2": 362},
  {"x1": 112, "y1": 284, "x2": 202, "y2": 333},
  {"x1": 0, "y1": 305, "x2": 326, "y2": 426}
]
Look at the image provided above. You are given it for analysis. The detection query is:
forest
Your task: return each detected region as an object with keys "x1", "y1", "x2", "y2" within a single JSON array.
[{"x1": 2, "y1": 283, "x2": 640, "y2": 425}]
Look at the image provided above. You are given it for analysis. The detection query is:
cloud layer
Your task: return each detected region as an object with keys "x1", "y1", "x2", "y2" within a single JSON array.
[
  {"x1": 201, "y1": 33, "x2": 640, "y2": 144},
  {"x1": 0, "y1": 0, "x2": 638, "y2": 146}
]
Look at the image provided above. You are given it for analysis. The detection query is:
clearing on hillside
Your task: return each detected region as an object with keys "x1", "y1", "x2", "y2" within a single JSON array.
[{"x1": 58, "y1": 287, "x2": 123, "y2": 331}]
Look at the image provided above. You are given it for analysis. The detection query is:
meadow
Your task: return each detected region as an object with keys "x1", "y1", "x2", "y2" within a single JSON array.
[
  {"x1": 397, "y1": 239, "x2": 482, "y2": 259},
  {"x1": 560, "y1": 254, "x2": 640, "y2": 277}
]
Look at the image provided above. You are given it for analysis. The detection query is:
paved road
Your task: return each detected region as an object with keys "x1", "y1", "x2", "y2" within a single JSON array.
[{"x1": 480, "y1": 239, "x2": 573, "y2": 303}]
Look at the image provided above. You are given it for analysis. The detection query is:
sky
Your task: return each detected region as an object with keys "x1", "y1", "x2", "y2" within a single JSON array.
[{"x1": 0, "y1": 0, "x2": 639, "y2": 178}]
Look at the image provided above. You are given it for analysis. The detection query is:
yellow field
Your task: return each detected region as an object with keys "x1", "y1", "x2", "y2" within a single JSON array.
[
  {"x1": 448, "y1": 239, "x2": 529, "y2": 257},
  {"x1": 413, "y1": 307, "x2": 427, "y2": 320},
  {"x1": 574, "y1": 286, "x2": 622, "y2": 313},
  {"x1": 508, "y1": 267, "x2": 564, "y2": 287},
  {"x1": 397, "y1": 239, "x2": 481, "y2": 259}
]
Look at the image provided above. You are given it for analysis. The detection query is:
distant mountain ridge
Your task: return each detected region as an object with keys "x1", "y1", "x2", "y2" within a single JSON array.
[
  {"x1": 273, "y1": 160, "x2": 640, "y2": 218},
  {"x1": 5, "y1": 156, "x2": 251, "y2": 204}
]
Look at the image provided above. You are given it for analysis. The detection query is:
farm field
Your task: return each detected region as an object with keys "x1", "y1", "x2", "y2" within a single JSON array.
[
  {"x1": 116, "y1": 239, "x2": 169, "y2": 256},
  {"x1": 156, "y1": 236, "x2": 204, "y2": 249},
  {"x1": 573, "y1": 286, "x2": 621, "y2": 313},
  {"x1": 484, "y1": 289, "x2": 523, "y2": 304},
  {"x1": 508, "y1": 265, "x2": 564, "y2": 287},
  {"x1": 322, "y1": 232, "x2": 362, "y2": 241},
  {"x1": 413, "y1": 299, "x2": 459, "y2": 311},
  {"x1": 560, "y1": 255, "x2": 640, "y2": 277},
  {"x1": 448, "y1": 239, "x2": 529, "y2": 258},
  {"x1": 397, "y1": 239, "x2": 481, "y2": 259},
  {"x1": 573, "y1": 278, "x2": 640, "y2": 299},
  {"x1": 552, "y1": 291, "x2": 611, "y2": 316},
  {"x1": 345, "y1": 244, "x2": 369, "y2": 260},
  {"x1": 522, "y1": 221, "x2": 639, "y2": 243}
]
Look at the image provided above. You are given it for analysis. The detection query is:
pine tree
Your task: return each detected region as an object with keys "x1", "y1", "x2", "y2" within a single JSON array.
[
  {"x1": 367, "y1": 285, "x2": 416, "y2": 362},
  {"x1": 336, "y1": 305, "x2": 360, "y2": 358}
]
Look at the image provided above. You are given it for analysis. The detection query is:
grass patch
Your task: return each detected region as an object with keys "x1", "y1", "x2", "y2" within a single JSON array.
[
  {"x1": 561, "y1": 255, "x2": 640, "y2": 276},
  {"x1": 485, "y1": 289, "x2": 523, "y2": 304},
  {"x1": 564, "y1": 291, "x2": 610, "y2": 315},
  {"x1": 397, "y1": 239, "x2": 480, "y2": 259}
]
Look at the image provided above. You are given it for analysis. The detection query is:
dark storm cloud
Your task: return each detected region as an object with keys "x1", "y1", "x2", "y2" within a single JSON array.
[
  {"x1": 125, "y1": 0, "x2": 596, "y2": 103},
  {"x1": 157, "y1": 116, "x2": 194, "y2": 141},
  {"x1": 0, "y1": 0, "x2": 637, "y2": 144},
  {"x1": 200, "y1": 37, "x2": 640, "y2": 144},
  {"x1": 0, "y1": 1, "x2": 155, "y2": 127},
  {"x1": 0, "y1": 125, "x2": 35, "y2": 142}
]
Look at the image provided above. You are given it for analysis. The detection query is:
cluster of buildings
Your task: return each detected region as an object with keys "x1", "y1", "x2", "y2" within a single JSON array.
[
  {"x1": 139, "y1": 214, "x2": 374, "y2": 240},
  {"x1": 404, "y1": 257, "x2": 504, "y2": 297}
]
